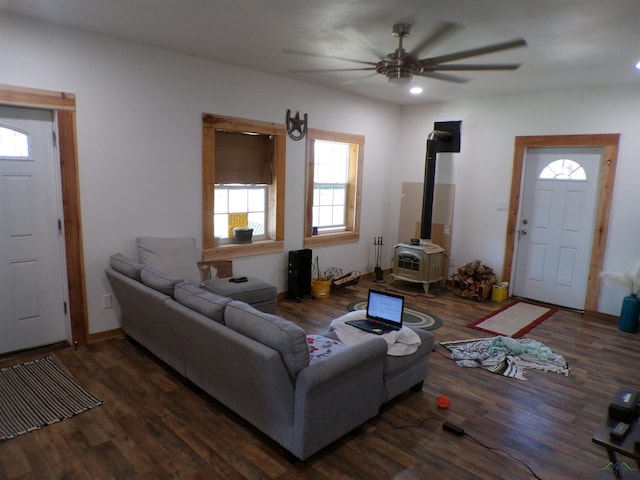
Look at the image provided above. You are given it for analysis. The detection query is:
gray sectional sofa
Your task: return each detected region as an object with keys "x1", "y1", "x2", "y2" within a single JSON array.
[{"x1": 105, "y1": 253, "x2": 433, "y2": 460}]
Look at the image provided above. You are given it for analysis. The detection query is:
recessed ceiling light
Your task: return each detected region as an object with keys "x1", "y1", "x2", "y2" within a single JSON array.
[
  {"x1": 636, "y1": 61, "x2": 640, "y2": 70},
  {"x1": 410, "y1": 86, "x2": 423, "y2": 95}
]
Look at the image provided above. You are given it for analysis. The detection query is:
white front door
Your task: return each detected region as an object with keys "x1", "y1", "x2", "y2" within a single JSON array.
[
  {"x1": 513, "y1": 147, "x2": 602, "y2": 310},
  {"x1": 0, "y1": 106, "x2": 68, "y2": 354}
]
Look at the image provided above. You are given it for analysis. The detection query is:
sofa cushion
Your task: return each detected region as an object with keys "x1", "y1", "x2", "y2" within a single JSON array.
[
  {"x1": 110, "y1": 253, "x2": 143, "y2": 280},
  {"x1": 174, "y1": 282, "x2": 231, "y2": 323},
  {"x1": 140, "y1": 266, "x2": 183, "y2": 297},
  {"x1": 225, "y1": 301, "x2": 309, "y2": 379},
  {"x1": 306, "y1": 335, "x2": 349, "y2": 364},
  {"x1": 137, "y1": 236, "x2": 202, "y2": 285}
]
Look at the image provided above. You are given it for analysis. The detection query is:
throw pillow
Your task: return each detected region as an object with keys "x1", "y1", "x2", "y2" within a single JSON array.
[
  {"x1": 137, "y1": 236, "x2": 202, "y2": 285},
  {"x1": 307, "y1": 335, "x2": 349, "y2": 364}
]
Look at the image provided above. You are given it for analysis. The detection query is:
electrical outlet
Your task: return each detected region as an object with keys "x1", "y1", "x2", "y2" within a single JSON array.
[{"x1": 101, "y1": 294, "x2": 112, "y2": 309}]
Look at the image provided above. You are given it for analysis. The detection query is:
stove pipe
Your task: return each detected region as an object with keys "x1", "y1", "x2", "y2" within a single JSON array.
[{"x1": 420, "y1": 130, "x2": 451, "y2": 240}]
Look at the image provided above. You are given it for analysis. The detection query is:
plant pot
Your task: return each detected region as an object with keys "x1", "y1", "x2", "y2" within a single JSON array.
[
  {"x1": 311, "y1": 278, "x2": 331, "y2": 299},
  {"x1": 232, "y1": 227, "x2": 253, "y2": 244},
  {"x1": 619, "y1": 294, "x2": 640, "y2": 333}
]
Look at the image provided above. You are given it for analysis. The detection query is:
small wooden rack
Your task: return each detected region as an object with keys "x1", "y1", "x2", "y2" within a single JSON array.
[{"x1": 324, "y1": 267, "x2": 361, "y2": 290}]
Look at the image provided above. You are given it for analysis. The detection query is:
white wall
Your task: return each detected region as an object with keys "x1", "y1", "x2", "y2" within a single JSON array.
[
  {"x1": 3, "y1": 14, "x2": 637, "y2": 337},
  {"x1": 0, "y1": 15, "x2": 402, "y2": 334},
  {"x1": 398, "y1": 87, "x2": 640, "y2": 315}
]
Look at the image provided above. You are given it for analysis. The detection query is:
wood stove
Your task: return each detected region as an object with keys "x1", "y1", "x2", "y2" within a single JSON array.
[
  {"x1": 391, "y1": 241, "x2": 444, "y2": 293},
  {"x1": 392, "y1": 121, "x2": 460, "y2": 294}
]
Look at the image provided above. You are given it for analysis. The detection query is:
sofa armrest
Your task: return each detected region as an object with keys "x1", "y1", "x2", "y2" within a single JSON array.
[{"x1": 291, "y1": 337, "x2": 387, "y2": 459}]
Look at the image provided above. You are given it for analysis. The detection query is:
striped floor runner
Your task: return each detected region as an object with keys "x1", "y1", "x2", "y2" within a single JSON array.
[{"x1": 0, "y1": 356, "x2": 103, "y2": 441}]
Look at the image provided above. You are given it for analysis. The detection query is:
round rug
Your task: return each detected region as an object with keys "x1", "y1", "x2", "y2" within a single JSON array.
[{"x1": 346, "y1": 301, "x2": 442, "y2": 331}]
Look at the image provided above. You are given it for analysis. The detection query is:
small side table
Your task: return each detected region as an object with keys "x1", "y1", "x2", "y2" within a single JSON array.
[{"x1": 592, "y1": 418, "x2": 640, "y2": 479}]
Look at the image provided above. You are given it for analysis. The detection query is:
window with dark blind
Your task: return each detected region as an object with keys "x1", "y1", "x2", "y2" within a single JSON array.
[
  {"x1": 215, "y1": 131, "x2": 273, "y2": 185},
  {"x1": 202, "y1": 114, "x2": 286, "y2": 258}
]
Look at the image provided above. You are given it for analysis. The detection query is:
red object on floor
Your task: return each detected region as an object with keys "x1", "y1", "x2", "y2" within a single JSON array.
[{"x1": 436, "y1": 395, "x2": 450, "y2": 409}]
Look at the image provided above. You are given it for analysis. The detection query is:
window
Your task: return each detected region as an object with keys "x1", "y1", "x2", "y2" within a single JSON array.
[
  {"x1": 313, "y1": 140, "x2": 349, "y2": 232},
  {"x1": 202, "y1": 114, "x2": 286, "y2": 259},
  {"x1": 214, "y1": 185, "x2": 267, "y2": 243},
  {"x1": 304, "y1": 129, "x2": 364, "y2": 247},
  {"x1": 539, "y1": 158, "x2": 586, "y2": 180},
  {"x1": 0, "y1": 125, "x2": 29, "y2": 158}
]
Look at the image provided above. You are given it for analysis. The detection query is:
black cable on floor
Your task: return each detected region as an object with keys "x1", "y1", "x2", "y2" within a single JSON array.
[
  {"x1": 381, "y1": 415, "x2": 543, "y2": 480},
  {"x1": 380, "y1": 415, "x2": 443, "y2": 430},
  {"x1": 464, "y1": 432, "x2": 543, "y2": 480}
]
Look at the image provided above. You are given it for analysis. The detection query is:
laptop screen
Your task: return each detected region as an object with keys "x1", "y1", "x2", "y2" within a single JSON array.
[{"x1": 366, "y1": 289, "x2": 404, "y2": 328}]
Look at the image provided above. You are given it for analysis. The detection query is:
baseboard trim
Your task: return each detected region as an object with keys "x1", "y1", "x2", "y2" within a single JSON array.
[{"x1": 89, "y1": 327, "x2": 124, "y2": 343}]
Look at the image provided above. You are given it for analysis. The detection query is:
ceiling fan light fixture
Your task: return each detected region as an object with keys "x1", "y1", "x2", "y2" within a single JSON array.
[
  {"x1": 410, "y1": 86, "x2": 423, "y2": 95},
  {"x1": 378, "y1": 61, "x2": 420, "y2": 84},
  {"x1": 387, "y1": 73, "x2": 413, "y2": 84}
]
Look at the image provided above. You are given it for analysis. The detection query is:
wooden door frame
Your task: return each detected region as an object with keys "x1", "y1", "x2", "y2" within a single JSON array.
[
  {"x1": 502, "y1": 134, "x2": 620, "y2": 312},
  {"x1": 0, "y1": 84, "x2": 88, "y2": 346}
]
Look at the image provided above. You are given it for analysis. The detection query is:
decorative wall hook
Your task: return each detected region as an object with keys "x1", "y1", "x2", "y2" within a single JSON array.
[{"x1": 286, "y1": 109, "x2": 308, "y2": 141}]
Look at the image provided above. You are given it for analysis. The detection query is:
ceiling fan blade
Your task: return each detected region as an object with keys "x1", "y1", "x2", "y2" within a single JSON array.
[
  {"x1": 336, "y1": 25, "x2": 386, "y2": 60},
  {"x1": 290, "y1": 67, "x2": 378, "y2": 74},
  {"x1": 409, "y1": 22, "x2": 462, "y2": 58},
  {"x1": 414, "y1": 71, "x2": 470, "y2": 84},
  {"x1": 420, "y1": 38, "x2": 527, "y2": 66},
  {"x1": 341, "y1": 72, "x2": 379, "y2": 84},
  {"x1": 283, "y1": 48, "x2": 378, "y2": 67},
  {"x1": 431, "y1": 63, "x2": 523, "y2": 71}
]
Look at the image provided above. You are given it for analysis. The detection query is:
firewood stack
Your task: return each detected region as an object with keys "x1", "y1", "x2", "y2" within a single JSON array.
[{"x1": 451, "y1": 260, "x2": 498, "y2": 301}]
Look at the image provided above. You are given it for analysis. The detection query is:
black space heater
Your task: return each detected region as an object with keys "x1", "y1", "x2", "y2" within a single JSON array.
[{"x1": 287, "y1": 249, "x2": 312, "y2": 300}]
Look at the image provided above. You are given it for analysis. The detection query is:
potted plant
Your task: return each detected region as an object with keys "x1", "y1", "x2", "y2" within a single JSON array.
[
  {"x1": 600, "y1": 261, "x2": 640, "y2": 333},
  {"x1": 232, "y1": 226, "x2": 253, "y2": 244}
]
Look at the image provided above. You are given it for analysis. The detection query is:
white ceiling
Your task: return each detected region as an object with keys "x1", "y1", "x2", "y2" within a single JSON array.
[{"x1": 2, "y1": 0, "x2": 640, "y2": 105}]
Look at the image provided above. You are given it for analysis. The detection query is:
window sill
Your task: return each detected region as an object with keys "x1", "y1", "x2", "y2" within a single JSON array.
[
  {"x1": 203, "y1": 239, "x2": 284, "y2": 261},
  {"x1": 304, "y1": 231, "x2": 360, "y2": 248}
]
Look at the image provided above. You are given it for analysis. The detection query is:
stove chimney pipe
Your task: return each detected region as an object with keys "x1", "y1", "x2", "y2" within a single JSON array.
[
  {"x1": 420, "y1": 130, "x2": 450, "y2": 240},
  {"x1": 419, "y1": 121, "x2": 461, "y2": 241}
]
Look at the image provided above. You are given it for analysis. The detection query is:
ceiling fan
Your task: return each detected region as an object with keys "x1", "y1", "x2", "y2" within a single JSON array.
[{"x1": 285, "y1": 23, "x2": 527, "y2": 84}]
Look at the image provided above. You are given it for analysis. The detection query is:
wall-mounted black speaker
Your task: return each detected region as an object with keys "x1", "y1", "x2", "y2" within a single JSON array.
[{"x1": 288, "y1": 249, "x2": 312, "y2": 299}]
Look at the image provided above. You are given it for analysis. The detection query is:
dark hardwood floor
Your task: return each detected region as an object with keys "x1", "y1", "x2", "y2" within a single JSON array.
[{"x1": 1, "y1": 277, "x2": 638, "y2": 479}]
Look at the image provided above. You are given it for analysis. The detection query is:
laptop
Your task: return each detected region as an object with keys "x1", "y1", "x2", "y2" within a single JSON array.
[{"x1": 345, "y1": 289, "x2": 404, "y2": 335}]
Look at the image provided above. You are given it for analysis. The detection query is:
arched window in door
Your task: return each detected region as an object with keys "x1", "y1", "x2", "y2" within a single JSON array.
[
  {"x1": 0, "y1": 126, "x2": 29, "y2": 158},
  {"x1": 539, "y1": 158, "x2": 586, "y2": 180}
]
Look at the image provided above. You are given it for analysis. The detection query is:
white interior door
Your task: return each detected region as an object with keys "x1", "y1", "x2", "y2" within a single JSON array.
[
  {"x1": 0, "y1": 106, "x2": 68, "y2": 354},
  {"x1": 513, "y1": 147, "x2": 602, "y2": 310}
]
